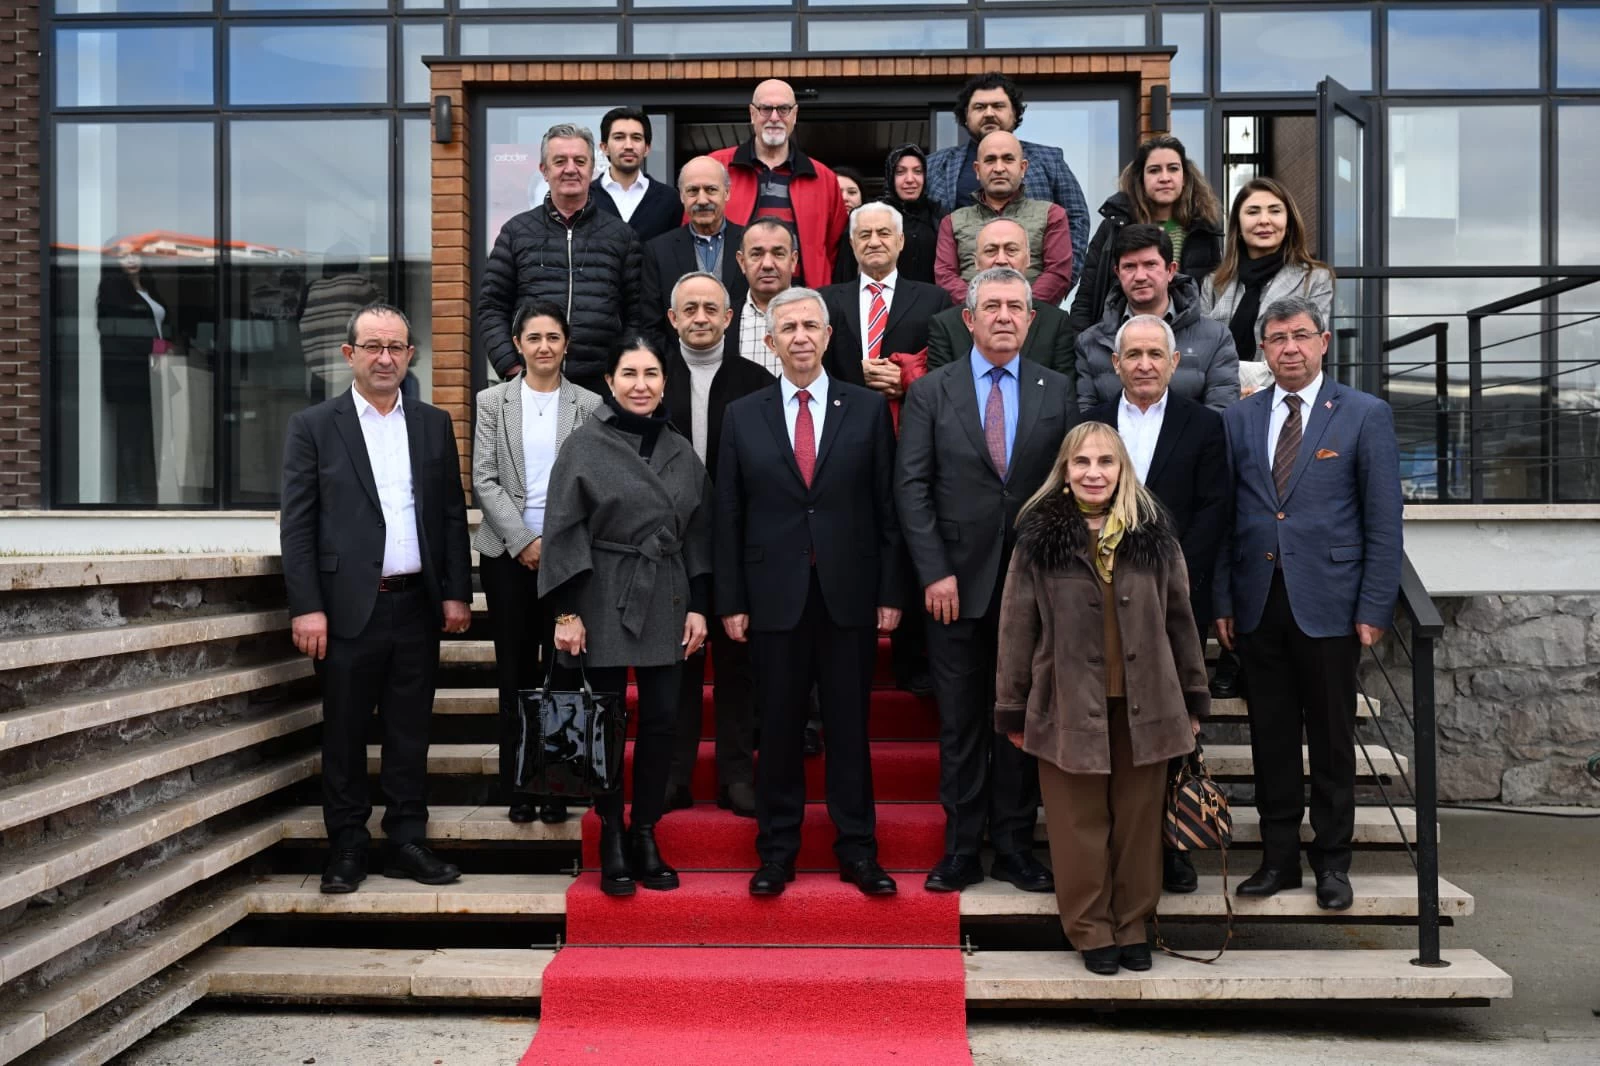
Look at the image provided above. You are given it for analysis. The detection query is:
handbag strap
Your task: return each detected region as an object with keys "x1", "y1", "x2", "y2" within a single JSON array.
[{"x1": 538, "y1": 651, "x2": 597, "y2": 704}]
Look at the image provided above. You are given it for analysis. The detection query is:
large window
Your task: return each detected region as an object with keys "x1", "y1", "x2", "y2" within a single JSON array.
[
  {"x1": 55, "y1": 27, "x2": 214, "y2": 108},
  {"x1": 1219, "y1": 9, "x2": 1372, "y2": 93}
]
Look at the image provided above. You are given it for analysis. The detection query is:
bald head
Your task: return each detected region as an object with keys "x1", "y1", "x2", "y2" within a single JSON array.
[
  {"x1": 975, "y1": 218, "x2": 1030, "y2": 273},
  {"x1": 975, "y1": 130, "x2": 1027, "y2": 205},
  {"x1": 750, "y1": 80, "x2": 798, "y2": 152},
  {"x1": 678, "y1": 155, "x2": 730, "y2": 235}
]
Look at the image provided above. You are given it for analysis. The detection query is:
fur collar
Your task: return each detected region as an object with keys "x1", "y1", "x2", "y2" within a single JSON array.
[{"x1": 1015, "y1": 490, "x2": 1177, "y2": 574}]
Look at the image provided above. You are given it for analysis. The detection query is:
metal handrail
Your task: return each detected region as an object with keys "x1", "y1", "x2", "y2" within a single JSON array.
[
  {"x1": 1382, "y1": 323, "x2": 1450, "y2": 500},
  {"x1": 1396, "y1": 555, "x2": 1445, "y2": 967}
]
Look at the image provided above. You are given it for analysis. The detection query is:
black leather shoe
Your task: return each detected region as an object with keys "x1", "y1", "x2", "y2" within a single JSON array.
[
  {"x1": 538, "y1": 801, "x2": 569, "y2": 824},
  {"x1": 320, "y1": 847, "x2": 366, "y2": 894},
  {"x1": 507, "y1": 798, "x2": 538, "y2": 824},
  {"x1": 1236, "y1": 865, "x2": 1302, "y2": 897},
  {"x1": 1163, "y1": 848, "x2": 1199, "y2": 894},
  {"x1": 663, "y1": 785, "x2": 695, "y2": 812},
  {"x1": 1208, "y1": 673, "x2": 1241, "y2": 700},
  {"x1": 840, "y1": 859, "x2": 897, "y2": 896},
  {"x1": 1316, "y1": 870, "x2": 1354, "y2": 911},
  {"x1": 1119, "y1": 943, "x2": 1153, "y2": 971},
  {"x1": 717, "y1": 782, "x2": 757, "y2": 818},
  {"x1": 627, "y1": 823, "x2": 680, "y2": 891},
  {"x1": 924, "y1": 853, "x2": 985, "y2": 893},
  {"x1": 1081, "y1": 945, "x2": 1121, "y2": 975},
  {"x1": 803, "y1": 724, "x2": 824, "y2": 757},
  {"x1": 749, "y1": 861, "x2": 796, "y2": 896},
  {"x1": 896, "y1": 669, "x2": 935, "y2": 697},
  {"x1": 382, "y1": 842, "x2": 460, "y2": 885},
  {"x1": 599, "y1": 816, "x2": 635, "y2": 897},
  {"x1": 990, "y1": 851, "x2": 1054, "y2": 893}
]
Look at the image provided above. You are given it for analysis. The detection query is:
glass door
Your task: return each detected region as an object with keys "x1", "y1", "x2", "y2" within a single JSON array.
[{"x1": 1317, "y1": 77, "x2": 1378, "y2": 391}]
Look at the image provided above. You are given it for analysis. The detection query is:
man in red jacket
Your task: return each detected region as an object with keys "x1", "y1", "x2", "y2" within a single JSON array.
[{"x1": 711, "y1": 79, "x2": 848, "y2": 290}]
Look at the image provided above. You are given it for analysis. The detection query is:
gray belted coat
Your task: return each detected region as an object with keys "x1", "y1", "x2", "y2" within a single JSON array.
[{"x1": 537, "y1": 404, "x2": 713, "y2": 669}]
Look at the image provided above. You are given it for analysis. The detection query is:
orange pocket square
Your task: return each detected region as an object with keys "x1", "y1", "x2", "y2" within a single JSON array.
[{"x1": 1315, "y1": 449, "x2": 1340, "y2": 460}]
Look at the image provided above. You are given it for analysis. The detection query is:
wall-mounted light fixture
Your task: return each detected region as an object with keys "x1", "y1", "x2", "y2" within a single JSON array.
[
  {"x1": 434, "y1": 95, "x2": 453, "y2": 144},
  {"x1": 1149, "y1": 85, "x2": 1169, "y2": 135}
]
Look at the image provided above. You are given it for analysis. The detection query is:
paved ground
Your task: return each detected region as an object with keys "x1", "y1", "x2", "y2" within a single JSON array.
[{"x1": 115, "y1": 808, "x2": 1599, "y2": 1066}]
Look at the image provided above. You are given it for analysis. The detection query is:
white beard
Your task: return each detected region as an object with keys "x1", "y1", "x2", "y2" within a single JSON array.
[{"x1": 759, "y1": 127, "x2": 787, "y2": 149}]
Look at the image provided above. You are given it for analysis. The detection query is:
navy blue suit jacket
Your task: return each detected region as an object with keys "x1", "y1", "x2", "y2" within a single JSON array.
[{"x1": 1214, "y1": 378, "x2": 1403, "y2": 638}]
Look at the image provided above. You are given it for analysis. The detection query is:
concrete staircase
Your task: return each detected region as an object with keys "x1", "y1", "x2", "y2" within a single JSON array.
[{"x1": 0, "y1": 556, "x2": 1511, "y2": 1066}]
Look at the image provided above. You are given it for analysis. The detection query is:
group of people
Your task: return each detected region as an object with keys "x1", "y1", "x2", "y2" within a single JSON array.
[{"x1": 278, "y1": 71, "x2": 1403, "y2": 977}]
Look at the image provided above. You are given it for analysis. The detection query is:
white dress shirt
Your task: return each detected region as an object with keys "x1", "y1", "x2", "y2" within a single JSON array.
[
  {"x1": 351, "y1": 387, "x2": 422, "y2": 577},
  {"x1": 520, "y1": 379, "x2": 560, "y2": 535},
  {"x1": 779, "y1": 370, "x2": 829, "y2": 455},
  {"x1": 741, "y1": 291, "x2": 782, "y2": 377},
  {"x1": 857, "y1": 270, "x2": 897, "y2": 362},
  {"x1": 1117, "y1": 389, "x2": 1167, "y2": 484},
  {"x1": 1268, "y1": 370, "x2": 1325, "y2": 461},
  {"x1": 601, "y1": 171, "x2": 650, "y2": 223}
]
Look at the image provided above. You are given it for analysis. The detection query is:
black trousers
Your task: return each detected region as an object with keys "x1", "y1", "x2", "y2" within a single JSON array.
[
  {"x1": 589, "y1": 663, "x2": 680, "y2": 827},
  {"x1": 317, "y1": 584, "x2": 439, "y2": 850},
  {"x1": 750, "y1": 569, "x2": 878, "y2": 866},
  {"x1": 479, "y1": 551, "x2": 572, "y2": 801},
  {"x1": 888, "y1": 545, "x2": 927, "y2": 682},
  {"x1": 1238, "y1": 571, "x2": 1360, "y2": 875},
  {"x1": 670, "y1": 627, "x2": 756, "y2": 793},
  {"x1": 925, "y1": 567, "x2": 1040, "y2": 857}
]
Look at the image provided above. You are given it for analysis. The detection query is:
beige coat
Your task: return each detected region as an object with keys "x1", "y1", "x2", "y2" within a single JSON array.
[{"x1": 994, "y1": 491, "x2": 1209, "y2": 775}]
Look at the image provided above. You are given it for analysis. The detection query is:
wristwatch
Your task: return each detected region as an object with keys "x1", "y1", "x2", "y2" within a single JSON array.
[{"x1": 554, "y1": 613, "x2": 579, "y2": 625}]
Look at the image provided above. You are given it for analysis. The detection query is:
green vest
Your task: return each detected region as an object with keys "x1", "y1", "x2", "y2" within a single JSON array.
[{"x1": 949, "y1": 196, "x2": 1052, "y2": 285}]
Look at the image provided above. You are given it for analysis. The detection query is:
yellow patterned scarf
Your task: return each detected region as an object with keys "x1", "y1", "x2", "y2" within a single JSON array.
[{"x1": 1074, "y1": 493, "x2": 1125, "y2": 584}]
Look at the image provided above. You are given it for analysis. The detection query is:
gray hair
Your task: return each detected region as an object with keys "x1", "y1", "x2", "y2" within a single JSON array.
[
  {"x1": 540, "y1": 123, "x2": 595, "y2": 165},
  {"x1": 1261, "y1": 295, "x2": 1326, "y2": 335},
  {"x1": 669, "y1": 270, "x2": 731, "y2": 310},
  {"x1": 964, "y1": 266, "x2": 1033, "y2": 314},
  {"x1": 849, "y1": 201, "x2": 903, "y2": 236},
  {"x1": 765, "y1": 286, "x2": 830, "y2": 338},
  {"x1": 677, "y1": 157, "x2": 729, "y2": 191},
  {"x1": 1113, "y1": 314, "x2": 1177, "y2": 357}
]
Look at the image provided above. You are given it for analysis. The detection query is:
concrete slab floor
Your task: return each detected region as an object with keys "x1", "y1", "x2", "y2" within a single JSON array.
[{"x1": 112, "y1": 809, "x2": 1599, "y2": 1066}]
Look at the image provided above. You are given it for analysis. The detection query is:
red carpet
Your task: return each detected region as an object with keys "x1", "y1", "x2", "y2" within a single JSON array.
[{"x1": 622, "y1": 738, "x2": 942, "y2": 802}]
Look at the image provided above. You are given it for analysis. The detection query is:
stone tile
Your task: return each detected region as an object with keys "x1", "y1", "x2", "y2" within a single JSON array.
[
  {"x1": 0, "y1": 610, "x2": 289, "y2": 672},
  {"x1": 355, "y1": 745, "x2": 496, "y2": 775},
  {"x1": 958, "y1": 876, "x2": 1472, "y2": 919},
  {"x1": 438, "y1": 641, "x2": 496, "y2": 665},
  {"x1": 277, "y1": 806, "x2": 584, "y2": 843},
  {"x1": 1209, "y1": 696, "x2": 1377, "y2": 719},
  {"x1": 1036, "y1": 806, "x2": 1424, "y2": 846},
  {"x1": 201, "y1": 947, "x2": 433, "y2": 998},
  {"x1": 0, "y1": 1012, "x2": 47, "y2": 1063},
  {"x1": 250, "y1": 878, "x2": 442, "y2": 916},
  {"x1": 432, "y1": 689, "x2": 497, "y2": 715},
  {"x1": 1199, "y1": 744, "x2": 1407, "y2": 779},
  {"x1": 411, "y1": 949, "x2": 555, "y2": 998},
  {"x1": 34, "y1": 973, "x2": 210, "y2": 1066},
  {"x1": 0, "y1": 555, "x2": 282, "y2": 593},
  {"x1": 435, "y1": 875, "x2": 571, "y2": 915}
]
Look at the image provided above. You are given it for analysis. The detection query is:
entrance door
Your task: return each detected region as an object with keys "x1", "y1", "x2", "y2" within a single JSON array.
[{"x1": 1317, "y1": 76, "x2": 1379, "y2": 391}]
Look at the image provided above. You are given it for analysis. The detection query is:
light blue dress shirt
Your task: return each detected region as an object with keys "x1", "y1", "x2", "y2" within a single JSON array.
[{"x1": 970, "y1": 349, "x2": 1020, "y2": 468}]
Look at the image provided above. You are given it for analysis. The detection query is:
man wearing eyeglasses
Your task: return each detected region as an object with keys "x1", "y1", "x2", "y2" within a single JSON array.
[
  {"x1": 709, "y1": 79, "x2": 849, "y2": 290},
  {"x1": 280, "y1": 302, "x2": 473, "y2": 896}
]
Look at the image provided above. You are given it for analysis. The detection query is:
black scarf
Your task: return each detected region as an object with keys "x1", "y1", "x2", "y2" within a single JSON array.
[
  {"x1": 1228, "y1": 249, "x2": 1286, "y2": 361},
  {"x1": 603, "y1": 393, "x2": 671, "y2": 460}
]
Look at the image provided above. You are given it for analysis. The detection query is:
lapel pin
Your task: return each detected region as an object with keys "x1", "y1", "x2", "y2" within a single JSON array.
[
  {"x1": 833, "y1": 398, "x2": 841, "y2": 406},
  {"x1": 1324, "y1": 400, "x2": 1334, "y2": 409},
  {"x1": 1036, "y1": 377, "x2": 1044, "y2": 386}
]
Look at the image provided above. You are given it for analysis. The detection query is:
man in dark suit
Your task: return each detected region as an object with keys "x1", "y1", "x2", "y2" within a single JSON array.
[
  {"x1": 280, "y1": 302, "x2": 473, "y2": 895},
  {"x1": 927, "y1": 218, "x2": 1074, "y2": 380},
  {"x1": 716, "y1": 286, "x2": 903, "y2": 898},
  {"x1": 662, "y1": 271, "x2": 774, "y2": 818},
  {"x1": 640, "y1": 155, "x2": 749, "y2": 345},
  {"x1": 896, "y1": 266, "x2": 1076, "y2": 894},
  {"x1": 1085, "y1": 313, "x2": 1228, "y2": 894},
  {"x1": 591, "y1": 107, "x2": 681, "y2": 244},
  {"x1": 1215, "y1": 295, "x2": 1403, "y2": 912}
]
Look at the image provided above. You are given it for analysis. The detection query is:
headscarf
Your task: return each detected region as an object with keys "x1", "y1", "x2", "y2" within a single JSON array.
[{"x1": 881, "y1": 143, "x2": 941, "y2": 223}]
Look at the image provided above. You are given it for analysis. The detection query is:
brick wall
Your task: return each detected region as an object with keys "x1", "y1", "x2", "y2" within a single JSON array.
[{"x1": 0, "y1": 0, "x2": 42, "y2": 509}]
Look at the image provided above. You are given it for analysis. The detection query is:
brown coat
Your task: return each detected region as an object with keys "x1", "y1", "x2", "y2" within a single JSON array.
[{"x1": 994, "y1": 492, "x2": 1210, "y2": 775}]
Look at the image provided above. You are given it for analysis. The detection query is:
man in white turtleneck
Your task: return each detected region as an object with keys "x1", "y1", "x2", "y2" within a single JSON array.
[{"x1": 661, "y1": 270, "x2": 775, "y2": 817}]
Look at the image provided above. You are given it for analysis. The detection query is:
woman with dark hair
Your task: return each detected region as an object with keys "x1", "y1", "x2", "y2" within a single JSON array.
[
  {"x1": 1067, "y1": 135, "x2": 1223, "y2": 340},
  {"x1": 539, "y1": 334, "x2": 713, "y2": 897},
  {"x1": 830, "y1": 166, "x2": 868, "y2": 283},
  {"x1": 995, "y1": 421, "x2": 1208, "y2": 975},
  {"x1": 472, "y1": 300, "x2": 601, "y2": 826}
]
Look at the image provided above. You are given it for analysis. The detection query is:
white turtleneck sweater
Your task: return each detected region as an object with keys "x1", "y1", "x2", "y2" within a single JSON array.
[{"x1": 680, "y1": 338, "x2": 724, "y2": 463}]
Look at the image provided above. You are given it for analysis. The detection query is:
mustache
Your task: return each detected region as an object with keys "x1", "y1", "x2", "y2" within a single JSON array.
[{"x1": 689, "y1": 203, "x2": 717, "y2": 214}]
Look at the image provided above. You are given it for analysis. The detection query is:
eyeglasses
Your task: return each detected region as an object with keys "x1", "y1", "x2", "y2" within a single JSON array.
[
  {"x1": 352, "y1": 342, "x2": 414, "y2": 357},
  {"x1": 752, "y1": 104, "x2": 795, "y2": 117},
  {"x1": 1262, "y1": 330, "x2": 1321, "y2": 348}
]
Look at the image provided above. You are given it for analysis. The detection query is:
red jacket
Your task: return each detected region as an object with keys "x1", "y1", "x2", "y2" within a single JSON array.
[{"x1": 711, "y1": 140, "x2": 847, "y2": 290}]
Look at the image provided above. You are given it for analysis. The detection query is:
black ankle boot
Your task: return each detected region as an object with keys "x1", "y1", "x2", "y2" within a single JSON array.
[
  {"x1": 627, "y1": 823, "x2": 680, "y2": 891},
  {"x1": 599, "y1": 816, "x2": 635, "y2": 897}
]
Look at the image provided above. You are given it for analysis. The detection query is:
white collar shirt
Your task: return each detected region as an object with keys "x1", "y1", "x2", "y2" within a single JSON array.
[
  {"x1": 1118, "y1": 389, "x2": 1168, "y2": 484},
  {"x1": 1268, "y1": 370, "x2": 1325, "y2": 461},
  {"x1": 741, "y1": 292, "x2": 782, "y2": 377},
  {"x1": 519, "y1": 379, "x2": 561, "y2": 535},
  {"x1": 351, "y1": 387, "x2": 422, "y2": 577},
  {"x1": 857, "y1": 270, "x2": 897, "y2": 362},
  {"x1": 779, "y1": 370, "x2": 829, "y2": 455},
  {"x1": 601, "y1": 171, "x2": 650, "y2": 223}
]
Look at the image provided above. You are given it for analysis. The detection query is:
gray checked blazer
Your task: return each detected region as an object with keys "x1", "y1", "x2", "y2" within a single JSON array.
[{"x1": 471, "y1": 375, "x2": 602, "y2": 558}]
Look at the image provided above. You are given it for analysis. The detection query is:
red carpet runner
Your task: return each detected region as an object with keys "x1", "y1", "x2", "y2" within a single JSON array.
[{"x1": 519, "y1": 639, "x2": 975, "y2": 1066}]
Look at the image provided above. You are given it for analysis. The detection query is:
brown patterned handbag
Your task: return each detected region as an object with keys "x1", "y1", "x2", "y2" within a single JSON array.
[{"x1": 1155, "y1": 742, "x2": 1235, "y2": 963}]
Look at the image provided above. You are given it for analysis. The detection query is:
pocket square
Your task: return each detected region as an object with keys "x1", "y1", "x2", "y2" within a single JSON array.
[{"x1": 1315, "y1": 449, "x2": 1340, "y2": 460}]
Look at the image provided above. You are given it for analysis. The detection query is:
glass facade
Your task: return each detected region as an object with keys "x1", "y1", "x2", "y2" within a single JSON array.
[{"x1": 40, "y1": 0, "x2": 1600, "y2": 506}]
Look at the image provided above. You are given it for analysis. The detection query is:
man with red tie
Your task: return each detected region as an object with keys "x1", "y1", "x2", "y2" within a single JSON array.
[{"x1": 714, "y1": 287, "x2": 904, "y2": 898}]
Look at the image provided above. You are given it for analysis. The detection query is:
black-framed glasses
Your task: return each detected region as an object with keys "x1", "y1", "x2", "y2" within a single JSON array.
[
  {"x1": 352, "y1": 342, "x2": 414, "y2": 357},
  {"x1": 1262, "y1": 330, "x2": 1321, "y2": 348},
  {"x1": 752, "y1": 104, "x2": 795, "y2": 117}
]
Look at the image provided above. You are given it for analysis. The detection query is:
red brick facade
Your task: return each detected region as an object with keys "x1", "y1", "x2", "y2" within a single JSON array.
[{"x1": 0, "y1": 0, "x2": 42, "y2": 508}]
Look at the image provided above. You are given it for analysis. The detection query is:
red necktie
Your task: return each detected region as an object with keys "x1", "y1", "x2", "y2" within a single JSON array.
[
  {"x1": 794, "y1": 389, "x2": 816, "y2": 487},
  {"x1": 866, "y1": 282, "x2": 887, "y2": 362}
]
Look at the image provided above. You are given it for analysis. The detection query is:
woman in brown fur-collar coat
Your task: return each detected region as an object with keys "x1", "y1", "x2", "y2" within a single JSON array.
[{"x1": 994, "y1": 420, "x2": 1210, "y2": 975}]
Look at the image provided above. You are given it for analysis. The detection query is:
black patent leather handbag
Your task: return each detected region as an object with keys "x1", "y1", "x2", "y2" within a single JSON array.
[{"x1": 515, "y1": 656, "x2": 627, "y2": 800}]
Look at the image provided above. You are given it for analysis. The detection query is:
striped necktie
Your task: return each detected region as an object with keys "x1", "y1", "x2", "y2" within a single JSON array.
[
  {"x1": 866, "y1": 282, "x2": 887, "y2": 361},
  {"x1": 1273, "y1": 394, "x2": 1302, "y2": 502}
]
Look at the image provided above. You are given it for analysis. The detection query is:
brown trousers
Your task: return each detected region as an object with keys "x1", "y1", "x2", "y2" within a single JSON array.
[{"x1": 1037, "y1": 698, "x2": 1167, "y2": 951}]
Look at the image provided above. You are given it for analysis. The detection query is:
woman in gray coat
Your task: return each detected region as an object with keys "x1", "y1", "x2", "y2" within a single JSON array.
[
  {"x1": 540, "y1": 334, "x2": 713, "y2": 897},
  {"x1": 472, "y1": 300, "x2": 601, "y2": 826}
]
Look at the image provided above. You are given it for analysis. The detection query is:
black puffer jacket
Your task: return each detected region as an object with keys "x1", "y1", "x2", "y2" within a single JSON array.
[
  {"x1": 477, "y1": 195, "x2": 646, "y2": 382},
  {"x1": 1065, "y1": 191, "x2": 1223, "y2": 344}
]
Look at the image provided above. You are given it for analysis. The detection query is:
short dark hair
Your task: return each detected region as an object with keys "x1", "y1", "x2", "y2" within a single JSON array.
[
  {"x1": 512, "y1": 299, "x2": 569, "y2": 340},
  {"x1": 953, "y1": 72, "x2": 1026, "y2": 130},
  {"x1": 833, "y1": 166, "x2": 865, "y2": 188},
  {"x1": 345, "y1": 302, "x2": 411, "y2": 346},
  {"x1": 742, "y1": 217, "x2": 795, "y2": 249},
  {"x1": 1112, "y1": 223, "x2": 1175, "y2": 267},
  {"x1": 606, "y1": 332, "x2": 665, "y2": 377},
  {"x1": 600, "y1": 106, "x2": 652, "y2": 146}
]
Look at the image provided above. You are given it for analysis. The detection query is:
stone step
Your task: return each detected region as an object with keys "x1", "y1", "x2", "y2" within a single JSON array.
[
  {"x1": 247, "y1": 873, "x2": 572, "y2": 916},
  {"x1": 959, "y1": 874, "x2": 1472, "y2": 919},
  {"x1": 1207, "y1": 696, "x2": 1380, "y2": 719},
  {"x1": 0, "y1": 554, "x2": 281, "y2": 593},
  {"x1": 0, "y1": 609, "x2": 290, "y2": 673},
  {"x1": 1036, "y1": 804, "x2": 1424, "y2": 846},
  {"x1": 0, "y1": 754, "x2": 315, "y2": 911},
  {"x1": 439, "y1": 641, "x2": 496, "y2": 665},
  {"x1": 8, "y1": 969, "x2": 209, "y2": 1066},
  {"x1": 198, "y1": 945, "x2": 557, "y2": 1000},
  {"x1": 0, "y1": 656, "x2": 314, "y2": 754},
  {"x1": 0, "y1": 702, "x2": 321, "y2": 833}
]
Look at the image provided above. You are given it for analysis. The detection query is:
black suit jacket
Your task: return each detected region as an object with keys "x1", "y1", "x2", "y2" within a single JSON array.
[
  {"x1": 925, "y1": 299, "x2": 1076, "y2": 382},
  {"x1": 818, "y1": 277, "x2": 953, "y2": 388},
  {"x1": 280, "y1": 390, "x2": 472, "y2": 639},
  {"x1": 641, "y1": 222, "x2": 749, "y2": 346},
  {"x1": 663, "y1": 346, "x2": 775, "y2": 483},
  {"x1": 1085, "y1": 392, "x2": 1228, "y2": 621},
  {"x1": 715, "y1": 379, "x2": 902, "y2": 631},
  {"x1": 895, "y1": 358, "x2": 1077, "y2": 619},
  {"x1": 591, "y1": 175, "x2": 683, "y2": 245}
]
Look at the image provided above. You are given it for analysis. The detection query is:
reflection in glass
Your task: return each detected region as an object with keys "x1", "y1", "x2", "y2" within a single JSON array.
[
  {"x1": 984, "y1": 14, "x2": 1145, "y2": 51},
  {"x1": 1386, "y1": 8, "x2": 1539, "y2": 91},
  {"x1": 230, "y1": 25, "x2": 388, "y2": 106},
  {"x1": 634, "y1": 20, "x2": 791, "y2": 56},
  {"x1": 228, "y1": 119, "x2": 389, "y2": 505},
  {"x1": 52, "y1": 123, "x2": 216, "y2": 506},
  {"x1": 56, "y1": 0, "x2": 210, "y2": 11},
  {"x1": 807, "y1": 18, "x2": 966, "y2": 52},
  {"x1": 459, "y1": 0, "x2": 613, "y2": 7},
  {"x1": 1558, "y1": 106, "x2": 1600, "y2": 266},
  {"x1": 460, "y1": 22, "x2": 616, "y2": 55},
  {"x1": 55, "y1": 27, "x2": 213, "y2": 108},
  {"x1": 230, "y1": 0, "x2": 385, "y2": 9},
  {"x1": 402, "y1": 23, "x2": 445, "y2": 105},
  {"x1": 1168, "y1": 108, "x2": 1207, "y2": 164},
  {"x1": 1162, "y1": 11, "x2": 1206, "y2": 95},
  {"x1": 1018, "y1": 100, "x2": 1123, "y2": 216},
  {"x1": 1328, "y1": 112, "x2": 1363, "y2": 269},
  {"x1": 1555, "y1": 289, "x2": 1600, "y2": 501},
  {"x1": 1557, "y1": 8, "x2": 1600, "y2": 88},
  {"x1": 1387, "y1": 106, "x2": 1540, "y2": 267},
  {"x1": 634, "y1": 0, "x2": 786, "y2": 5},
  {"x1": 1219, "y1": 10, "x2": 1372, "y2": 93},
  {"x1": 402, "y1": 119, "x2": 434, "y2": 404}
]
